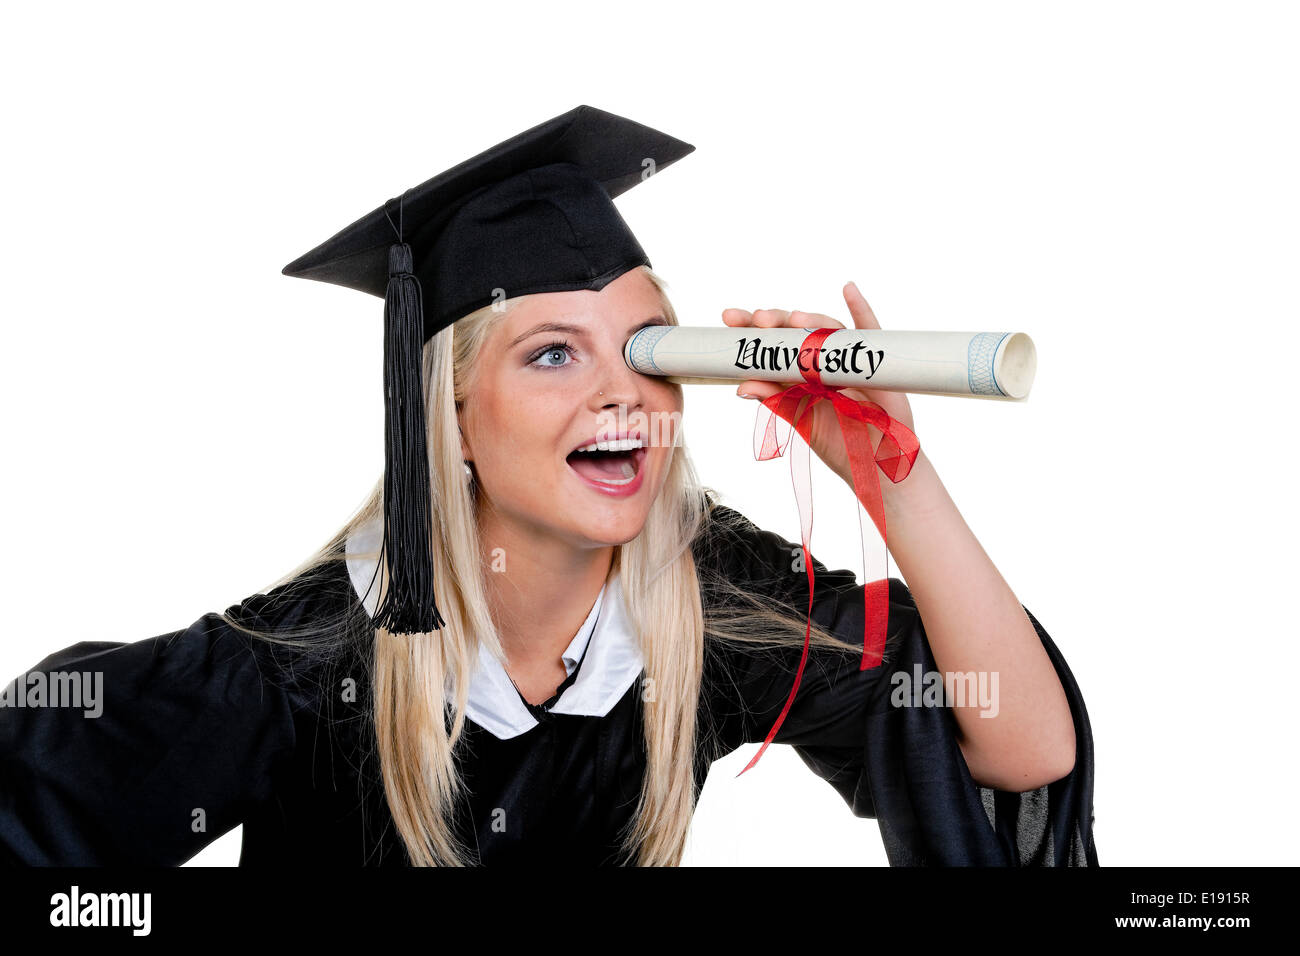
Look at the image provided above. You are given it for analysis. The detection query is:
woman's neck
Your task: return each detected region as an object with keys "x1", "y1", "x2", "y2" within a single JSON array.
[{"x1": 479, "y1": 512, "x2": 614, "y2": 672}]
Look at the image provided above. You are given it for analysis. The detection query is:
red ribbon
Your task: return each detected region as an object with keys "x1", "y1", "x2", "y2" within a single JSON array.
[{"x1": 737, "y1": 327, "x2": 921, "y2": 776}]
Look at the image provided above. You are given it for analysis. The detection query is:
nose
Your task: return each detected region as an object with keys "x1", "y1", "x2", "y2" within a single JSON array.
[{"x1": 589, "y1": 347, "x2": 647, "y2": 415}]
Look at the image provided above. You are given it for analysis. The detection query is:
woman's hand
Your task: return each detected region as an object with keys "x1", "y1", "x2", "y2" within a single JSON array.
[{"x1": 722, "y1": 281, "x2": 917, "y2": 486}]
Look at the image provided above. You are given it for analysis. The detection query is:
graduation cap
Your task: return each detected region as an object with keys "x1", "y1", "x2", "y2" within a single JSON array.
[{"x1": 281, "y1": 105, "x2": 695, "y2": 636}]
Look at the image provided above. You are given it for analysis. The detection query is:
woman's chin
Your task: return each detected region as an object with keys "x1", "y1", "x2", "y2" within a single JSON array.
[
  {"x1": 552, "y1": 496, "x2": 650, "y2": 546},
  {"x1": 570, "y1": 509, "x2": 649, "y2": 547}
]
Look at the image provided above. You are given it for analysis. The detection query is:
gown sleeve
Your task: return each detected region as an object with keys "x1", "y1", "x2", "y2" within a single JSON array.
[
  {"x1": 694, "y1": 501, "x2": 1099, "y2": 866},
  {"x1": 0, "y1": 607, "x2": 302, "y2": 865}
]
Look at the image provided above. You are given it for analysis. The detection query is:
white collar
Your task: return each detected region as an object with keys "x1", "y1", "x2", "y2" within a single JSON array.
[
  {"x1": 344, "y1": 517, "x2": 645, "y2": 740},
  {"x1": 559, "y1": 605, "x2": 594, "y2": 676}
]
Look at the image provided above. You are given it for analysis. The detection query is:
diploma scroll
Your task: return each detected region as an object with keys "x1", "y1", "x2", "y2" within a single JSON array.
[{"x1": 624, "y1": 327, "x2": 1037, "y2": 401}]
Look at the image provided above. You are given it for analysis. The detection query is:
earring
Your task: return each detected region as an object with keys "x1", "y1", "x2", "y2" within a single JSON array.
[{"x1": 463, "y1": 460, "x2": 473, "y2": 480}]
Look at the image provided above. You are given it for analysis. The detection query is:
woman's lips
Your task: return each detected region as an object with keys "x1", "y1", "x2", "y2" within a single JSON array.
[{"x1": 566, "y1": 446, "x2": 648, "y2": 498}]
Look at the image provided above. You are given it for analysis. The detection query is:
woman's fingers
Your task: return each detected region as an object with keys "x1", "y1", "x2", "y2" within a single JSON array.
[
  {"x1": 843, "y1": 281, "x2": 881, "y2": 330},
  {"x1": 722, "y1": 307, "x2": 844, "y2": 330},
  {"x1": 791, "y1": 309, "x2": 845, "y2": 330},
  {"x1": 720, "y1": 307, "x2": 796, "y2": 328},
  {"x1": 751, "y1": 308, "x2": 791, "y2": 328},
  {"x1": 735, "y1": 378, "x2": 784, "y2": 401},
  {"x1": 722, "y1": 314, "x2": 790, "y2": 332}
]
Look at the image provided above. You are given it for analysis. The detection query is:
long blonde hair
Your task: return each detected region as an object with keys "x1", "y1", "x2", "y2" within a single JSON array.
[{"x1": 222, "y1": 265, "x2": 885, "y2": 865}]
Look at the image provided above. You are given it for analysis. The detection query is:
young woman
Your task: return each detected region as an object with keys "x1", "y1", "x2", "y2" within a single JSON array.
[{"x1": 0, "y1": 106, "x2": 1097, "y2": 867}]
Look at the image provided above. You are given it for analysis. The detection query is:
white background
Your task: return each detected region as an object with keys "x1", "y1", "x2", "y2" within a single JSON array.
[{"x1": 2, "y1": 0, "x2": 1296, "y2": 866}]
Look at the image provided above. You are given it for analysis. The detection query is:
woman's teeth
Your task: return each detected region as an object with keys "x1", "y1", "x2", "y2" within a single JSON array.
[
  {"x1": 593, "y1": 460, "x2": 638, "y2": 485},
  {"x1": 572, "y1": 438, "x2": 645, "y2": 453}
]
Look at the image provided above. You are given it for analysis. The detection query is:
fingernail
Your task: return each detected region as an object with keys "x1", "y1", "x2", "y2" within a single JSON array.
[{"x1": 738, "y1": 391, "x2": 756, "y2": 400}]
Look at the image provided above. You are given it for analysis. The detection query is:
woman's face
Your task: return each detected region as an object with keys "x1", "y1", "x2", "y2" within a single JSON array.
[{"x1": 458, "y1": 269, "x2": 683, "y2": 550}]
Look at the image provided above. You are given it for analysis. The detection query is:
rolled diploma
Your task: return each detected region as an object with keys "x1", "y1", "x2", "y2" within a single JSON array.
[{"x1": 624, "y1": 327, "x2": 1036, "y2": 401}]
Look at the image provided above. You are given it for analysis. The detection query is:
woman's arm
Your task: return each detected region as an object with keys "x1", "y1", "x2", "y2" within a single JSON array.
[
  {"x1": 0, "y1": 616, "x2": 297, "y2": 864},
  {"x1": 696, "y1": 502, "x2": 1098, "y2": 865},
  {"x1": 726, "y1": 282, "x2": 1075, "y2": 792},
  {"x1": 869, "y1": 448, "x2": 1076, "y2": 792}
]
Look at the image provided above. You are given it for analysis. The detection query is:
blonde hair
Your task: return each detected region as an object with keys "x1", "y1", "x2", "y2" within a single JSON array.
[{"x1": 222, "y1": 264, "x2": 886, "y2": 865}]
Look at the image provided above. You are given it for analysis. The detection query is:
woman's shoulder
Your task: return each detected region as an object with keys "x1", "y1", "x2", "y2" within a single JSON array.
[
  {"x1": 690, "y1": 495, "x2": 805, "y2": 585},
  {"x1": 19, "y1": 556, "x2": 368, "y2": 719},
  {"x1": 223, "y1": 553, "x2": 366, "y2": 633},
  {"x1": 690, "y1": 493, "x2": 914, "y2": 611},
  {"x1": 217, "y1": 556, "x2": 372, "y2": 693}
]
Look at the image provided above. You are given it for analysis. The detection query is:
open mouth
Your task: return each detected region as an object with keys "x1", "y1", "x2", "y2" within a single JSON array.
[{"x1": 565, "y1": 440, "x2": 648, "y2": 487}]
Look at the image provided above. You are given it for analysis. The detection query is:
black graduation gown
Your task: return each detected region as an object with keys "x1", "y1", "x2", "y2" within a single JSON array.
[{"x1": 0, "y1": 504, "x2": 1098, "y2": 866}]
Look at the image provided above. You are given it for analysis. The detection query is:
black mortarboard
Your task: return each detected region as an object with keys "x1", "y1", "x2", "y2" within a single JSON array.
[{"x1": 281, "y1": 105, "x2": 694, "y2": 636}]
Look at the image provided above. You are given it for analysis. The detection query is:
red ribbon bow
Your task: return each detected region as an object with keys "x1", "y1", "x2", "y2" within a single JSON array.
[{"x1": 738, "y1": 327, "x2": 921, "y2": 775}]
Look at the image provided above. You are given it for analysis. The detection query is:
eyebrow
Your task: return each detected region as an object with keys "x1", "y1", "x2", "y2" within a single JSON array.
[{"x1": 508, "y1": 315, "x2": 668, "y2": 349}]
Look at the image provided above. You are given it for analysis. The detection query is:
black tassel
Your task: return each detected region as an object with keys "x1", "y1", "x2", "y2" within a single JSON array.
[{"x1": 372, "y1": 242, "x2": 445, "y2": 635}]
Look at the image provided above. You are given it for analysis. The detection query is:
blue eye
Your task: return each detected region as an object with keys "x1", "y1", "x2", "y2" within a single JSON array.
[{"x1": 529, "y1": 340, "x2": 576, "y2": 369}]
